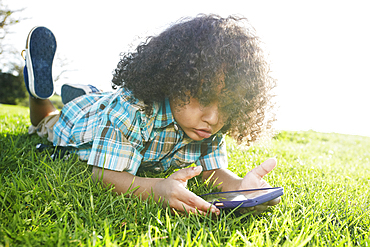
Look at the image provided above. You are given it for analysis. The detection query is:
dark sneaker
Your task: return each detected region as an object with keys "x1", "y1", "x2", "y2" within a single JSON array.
[
  {"x1": 61, "y1": 83, "x2": 101, "y2": 104},
  {"x1": 22, "y1": 26, "x2": 56, "y2": 99}
]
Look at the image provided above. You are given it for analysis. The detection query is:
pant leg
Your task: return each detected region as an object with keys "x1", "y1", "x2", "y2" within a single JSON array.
[{"x1": 28, "y1": 110, "x2": 60, "y2": 143}]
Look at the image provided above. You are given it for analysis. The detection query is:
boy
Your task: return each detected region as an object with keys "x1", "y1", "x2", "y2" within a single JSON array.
[{"x1": 25, "y1": 15, "x2": 280, "y2": 215}]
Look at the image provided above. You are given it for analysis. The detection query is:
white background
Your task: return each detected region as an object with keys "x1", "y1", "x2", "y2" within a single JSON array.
[{"x1": 3, "y1": 0, "x2": 370, "y2": 137}]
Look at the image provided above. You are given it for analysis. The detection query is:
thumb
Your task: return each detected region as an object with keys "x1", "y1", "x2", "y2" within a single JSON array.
[
  {"x1": 170, "y1": 166, "x2": 203, "y2": 182},
  {"x1": 251, "y1": 158, "x2": 277, "y2": 179}
]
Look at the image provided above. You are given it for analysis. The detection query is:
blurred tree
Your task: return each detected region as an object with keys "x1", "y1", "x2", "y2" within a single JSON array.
[
  {"x1": 0, "y1": 0, "x2": 24, "y2": 57},
  {"x1": 0, "y1": 70, "x2": 26, "y2": 104},
  {"x1": 0, "y1": 0, "x2": 27, "y2": 104}
]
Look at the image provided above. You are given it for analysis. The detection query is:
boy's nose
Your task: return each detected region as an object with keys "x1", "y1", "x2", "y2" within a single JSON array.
[{"x1": 201, "y1": 103, "x2": 220, "y2": 126}]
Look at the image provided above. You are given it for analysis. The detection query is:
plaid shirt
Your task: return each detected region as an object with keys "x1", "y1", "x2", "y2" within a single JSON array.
[{"x1": 53, "y1": 88, "x2": 228, "y2": 175}]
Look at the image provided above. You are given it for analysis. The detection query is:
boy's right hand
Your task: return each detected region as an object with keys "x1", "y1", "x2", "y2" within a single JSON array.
[{"x1": 153, "y1": 166, "x2": 220, "y2": 216}]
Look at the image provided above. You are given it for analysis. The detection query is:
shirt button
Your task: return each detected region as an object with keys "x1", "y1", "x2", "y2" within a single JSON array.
[{"x1": 174, "y1": 124, "x2": 179, "y2": 131}]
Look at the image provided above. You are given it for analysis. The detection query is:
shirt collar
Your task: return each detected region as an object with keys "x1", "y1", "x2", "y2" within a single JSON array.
[{"x1": 153, "y1": 97, "x2": 176, "y2": 129}]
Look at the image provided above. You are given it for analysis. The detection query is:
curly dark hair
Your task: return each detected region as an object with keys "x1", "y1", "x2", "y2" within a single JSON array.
[{"x1": 112, "y1": 14, "x2": 276, "y2": 145}]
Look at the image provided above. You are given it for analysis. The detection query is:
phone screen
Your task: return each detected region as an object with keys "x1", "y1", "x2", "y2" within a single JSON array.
[{"x1": 201, "y1": 188, "x2": 280, "y2": 203}]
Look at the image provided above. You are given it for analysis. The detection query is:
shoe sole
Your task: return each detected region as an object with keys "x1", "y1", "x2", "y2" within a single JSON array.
[
  {"x1": 25, "y1": 26, "x2": 56, "y2": 99},
  {"x1": 61, "y1": 84, "x2": 87, "y2": 104}
]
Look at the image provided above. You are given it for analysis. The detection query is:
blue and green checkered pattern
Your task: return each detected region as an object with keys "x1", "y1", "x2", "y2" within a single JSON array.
[{"x1": 53, "y1": 88, "x2": 228, "y2": 175}]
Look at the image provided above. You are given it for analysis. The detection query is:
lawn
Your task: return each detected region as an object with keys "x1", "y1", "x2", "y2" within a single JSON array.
[{"x1": 0, "y1": 104, "x2": 369, "y2": 246}]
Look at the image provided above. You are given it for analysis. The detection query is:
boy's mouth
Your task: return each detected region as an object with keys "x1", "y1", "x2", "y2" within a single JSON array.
[{"x1": 194, "y1": 128, "x2": 212, "y2": 139}]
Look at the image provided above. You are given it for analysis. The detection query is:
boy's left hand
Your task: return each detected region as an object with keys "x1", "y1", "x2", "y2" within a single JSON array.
[{"x1": 238, "y1": 158, "x2": 281, "y2": 214}]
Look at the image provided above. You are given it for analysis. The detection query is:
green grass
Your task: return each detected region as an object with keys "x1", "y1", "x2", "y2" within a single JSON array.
[{"x1": 0, "y1": 104, "x2": 369, "y2": 246}]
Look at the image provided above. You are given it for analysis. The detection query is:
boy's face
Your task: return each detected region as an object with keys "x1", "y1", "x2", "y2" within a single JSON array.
[{"x1": 170, "y1": 97, "x2": 226, "y2": 141}]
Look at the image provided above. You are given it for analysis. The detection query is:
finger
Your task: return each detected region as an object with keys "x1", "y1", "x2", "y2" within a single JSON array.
[
  {"x1": 237, "y1": 196, "x2": 281, "y2": 215},
  {"x1": 237, "y1": 207, "x2": 256, "y2": 215},
  {"x1": 253, "y1": 204, "x2": 269, "y2": 213},
  {"x1": 182, "y1": 191, "x2": 220, "y2": 215},
  {"x1": 238, "y1": 205, "x2": 268, "y2": 215},
  {"x1": 252, "y1": 197, "x2": 281, "y2": 211},
  {"x1": 170, "y1": 207, "x2": 187, "y2": 216},
  {"x1": 170, "y1": 166, "x2": 203, "y2": 182},
  {"x1": 175, "y1": 202, "x2": 213, "y2": 216},
  {"x1": 267, "y1": 197, "x2": 281, "y2": 206},
  {"x1": 172, "y1": 190, "x2": 220, "y2": 215},
  {"x1": 171, "y1": 200, "x2": 218, "y2": 216},
  {"x1": 251, "y1": 158, "x2": 277, "y2": 179}
]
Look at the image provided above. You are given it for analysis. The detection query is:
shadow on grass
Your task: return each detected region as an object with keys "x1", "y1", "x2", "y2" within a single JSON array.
[{"x1": 0, "y1": 132, "x2": 53, "y2": 175}]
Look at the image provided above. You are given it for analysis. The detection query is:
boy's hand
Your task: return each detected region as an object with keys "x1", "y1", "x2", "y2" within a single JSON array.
[
  {"x1": 239, "y1": 158, "x2": 281, "y2": 214},
  {"x1": 153, "y1": 166, "x2": 220, "y2": 215}
]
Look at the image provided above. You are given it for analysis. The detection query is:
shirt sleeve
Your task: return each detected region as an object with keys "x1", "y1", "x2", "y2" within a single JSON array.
[
  {"x1": 87, "y1": 111, "x2": 144, "y2": 175},
  {"x1": 196, "y1": 134, "x2": 228, "y2": 171}
]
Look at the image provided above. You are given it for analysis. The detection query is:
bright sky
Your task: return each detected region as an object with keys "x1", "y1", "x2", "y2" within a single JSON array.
[{"x1": 4, "y1": 0, "x2": 370, "y2": 137}]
